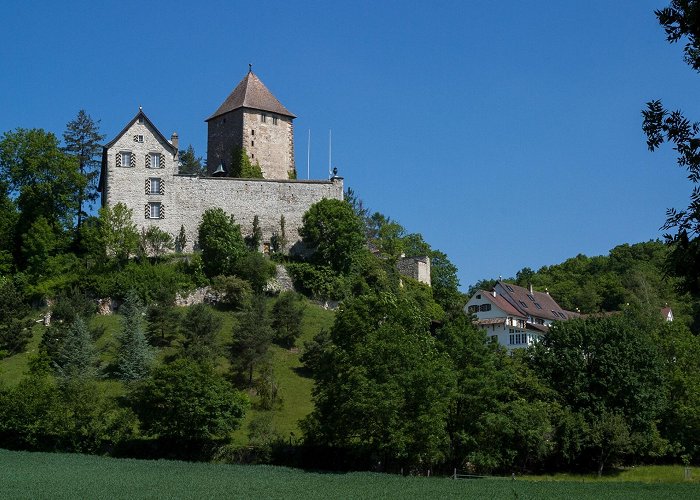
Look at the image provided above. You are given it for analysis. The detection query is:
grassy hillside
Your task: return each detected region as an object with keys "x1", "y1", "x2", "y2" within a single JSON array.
[
  {"x1": 0, "y1": 298, "x2": 335, "y2": 444},
  {"x1": 1, "y1": 449, "x2": 697, "y2": 499}
]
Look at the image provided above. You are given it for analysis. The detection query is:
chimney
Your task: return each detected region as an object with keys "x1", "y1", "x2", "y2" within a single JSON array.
[
  {"x1": 170, "y1": 132, "x2": 179, "y2": 151},
  {"x1": 492, "y1": 290, "x2": 496, "y2": 297},
  {"x1": 529, "y1": 283, "x2": 533, "y2": 294}
]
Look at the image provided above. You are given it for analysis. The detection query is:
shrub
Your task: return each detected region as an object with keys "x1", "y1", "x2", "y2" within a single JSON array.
[{"x1": 211, "y1": 275, "x2": 252, "y2": 310}]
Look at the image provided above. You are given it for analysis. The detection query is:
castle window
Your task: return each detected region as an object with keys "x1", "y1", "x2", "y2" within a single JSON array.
[
  {"x1": 117, "y1": 151, "x2": 133, "y2": 168},
  {"x1": 261, "y1": 113, "x2": 267, "y2": 123},
  {"x1": 147, "y1": 202, "x2": 162, "y2": 219},
  {"x1": 251, "y1": 140, "x2": 254, "y2": 147},
  {"x1": 273, "y1": 116, "x2": 279, "y2": 125},
  {"x1": 148, "y1": 177, "x2": 162, "y2": 195},
  {"x1": 134, "y1": 135, "x2": 144, "y2": 143},
  {"x1": 251, "y1": 129, "x2": 255, "y2": 135},
  {"x1": 147, "y1": 152, "x2": 162, "y2": 169}
]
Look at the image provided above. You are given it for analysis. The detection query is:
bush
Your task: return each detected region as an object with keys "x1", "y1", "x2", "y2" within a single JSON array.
[
  {"x1": 285, "y1": 262, "x2": 347, "y2": 300},
  {"x1": 235, "y1": 251, "x2": 276, "y2": 293},
  {"x1": 211, "y1": 275, "x2": 252, "y2": 310}
]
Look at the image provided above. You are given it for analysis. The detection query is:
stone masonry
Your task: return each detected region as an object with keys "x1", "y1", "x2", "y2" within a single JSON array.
[{"x1": 99, "y1": 72, "x2": 342, "y2": 254}]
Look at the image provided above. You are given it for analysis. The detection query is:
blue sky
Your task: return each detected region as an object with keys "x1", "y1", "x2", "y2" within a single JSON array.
[{"x1": 1, "y1": 1, "x2": 695, "y2": 290}]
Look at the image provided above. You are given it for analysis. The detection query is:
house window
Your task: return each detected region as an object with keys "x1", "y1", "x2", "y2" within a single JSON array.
[
  {"x1": 509, "y1": 334, "x2": 514, "y2": 345},
  {"x1": 519, "y1": 300, "x2": 528, "y2": 308},
  {"x1": 134, "y1": 135, "x2": 144, "y2": 143},
  {"x1": 138, "y1": 116, "x2": 144, "y2": 124},
  {"x1": 147, "y1": 202, "x2": 162, "y2": 219},
  {"x1": 505, "y1": 285, "x2": 514, "y2": 292},
  {"x1": 261, "y1": 113, "x2": 267, "y2": 123},
  {"x1": 117, "y1": 151, "x2": 133, "y2": 167},
  {"x1": 148, "y1": 177, "x2": 162, "y2": 195},
  {"x1": 273, "y1": 116, "x2": 279, "y2": 125},
  {"x1": 534, "y1": 303, "x2": 542, "y2": 310},
  {"x1": 476, "y1": 294, "x2": 481, "y2": 299},
  {"x1": 479, "y1": 304, "x2": 491, "y2": 312},
  {"x1": 467, "y1": 305, "x2": 479, "y2": 314},
  {"x1": 527, "y1": 294, "x2": 535, "y2": 301},
  {"x1": 150, "y1": 152, "x2": 161, "y2": 168}
]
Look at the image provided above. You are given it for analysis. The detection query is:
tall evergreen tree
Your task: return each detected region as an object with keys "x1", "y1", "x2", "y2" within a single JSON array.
[
  {"x1": 178, "y1": 144, "x2": 203, "y2": 175},
  {"x1": 116, "y1": 290, "x2": 153, "y2": 381},
  {"x1": 54, "y1": 317, "x2": 98, "y2": 379},
  {"x1": 62, "y1": 110, "x2": 104, "y2": 231},
  {"x1": 180, "y1": 303, "x2": 222, "y2": 361},
  {"x1": 230, "y1": 295, "x2": 273, "y2": 386}
]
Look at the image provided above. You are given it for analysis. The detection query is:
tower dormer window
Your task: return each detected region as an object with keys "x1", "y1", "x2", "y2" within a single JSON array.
[
  {"x1": 273, "y1": 116, "x2": 279, "y2": 125},
  {"x1": 261, "y1": 113, "x2": 267, "y2": 123}
]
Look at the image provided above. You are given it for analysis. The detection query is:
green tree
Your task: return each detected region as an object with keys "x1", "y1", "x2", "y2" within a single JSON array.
[
  {"x1": 197, "y1": 208, "x2": 246, "y2": 278},
  {"x1": 180, "y1": 303, "x2": 222, "y2": 361},
  {"x1": 0, "y1": 278, "x2": 32, "y2": 357},
  {"x1": 146, "y1": 287, "x2": 180, "y2": 344},
  {"x1": 115, "y1": 290, "x2": 153, "y2": 381},
  {"x1": 300, "y1": 199, "x2": 365, "y2": 273},
  {"x1": 271, "y1": 292, "x2": 305, "y2": 348},
  {"x1": 178, "y1": 144, "x2": 203, "y2": 175},
  {"x1": 0, "y1": 128, "x2": 84, "y2": 242},
  {"x1": 0, "y1": 181, "x2": 18, "y2": 273},
  {"x1": 302, "y1": 292, "x2": 456, "y2": 469},
  {"x1": 174, "y1": 225, "x2": 187, "y2": 253},
  {"x1": 230, "y1": 295, "x2": 273, "y2": 386},
  {"x1": 139, "y1": 225, "x2": 174, "y2": 259},
  {"x1": 53, "y1": 317, "x2": 98, "y2": 379},
  {"x1": 530, "y1": 309, "x2": 668, "y2": 472},
  {"x1": 99, "y1": 202, "x2": 139, "y2": 263},
  {"x1": 270, "y1": 215, "x2": 287, "y2": 255},
  {"x1": 128, "y1": 358, "x2": 248, "y2": 441},
  {"x1": 229, "y1": 146, "x2": 263, "y2": 178},
  {"x1": 642, "y1": 2, "x2": 700, "y2": 294},
  {"x1": 245, "y1": 215, "x2": 262, "y2": 251},
  {"x1": 62, "y1": 110, "x2": 104, "y2": 230}
]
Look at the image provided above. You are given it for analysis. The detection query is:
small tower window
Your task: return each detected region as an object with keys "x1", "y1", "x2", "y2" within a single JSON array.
[
  {"x1": 261, "y1": 113, "x2": 267, "y2": 123},
  {"x1": 251, "y1": 129, "x2": 255, "y2": 136},
  {"x1": 273, "y1": 116, "x2": 279, "y2": 125},
  {"x1": 251, "y1": 140, "x2": 254, "y2": 147}
]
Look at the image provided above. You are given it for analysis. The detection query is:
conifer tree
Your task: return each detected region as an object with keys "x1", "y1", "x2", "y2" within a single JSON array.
[
  {"x1": 245, "y1": 215, "x2": 262, "y2": 251},
  {"x1": 230, "y1": 295, "x2": 272, "y2": 386},
  {"x1": 175, "y1": 225, "x2": 187, "y2": 253},
  {"x1": 116, "y1": 290, "x2": 153, "y2": 381},
  {"x1": 55, "y1": 317, "x2": 98, "y2": 379},
  {"x1": 63, "y1": 110, "x2": 104, "y2": 230}
]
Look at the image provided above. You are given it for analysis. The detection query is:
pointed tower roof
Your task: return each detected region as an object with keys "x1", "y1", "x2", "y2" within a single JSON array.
[{"x1": 206, "y1": 70, "x2": 295, "y2": 121}]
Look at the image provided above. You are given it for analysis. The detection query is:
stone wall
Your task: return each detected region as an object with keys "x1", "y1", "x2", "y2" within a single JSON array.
[{"x1": 397, "y1": 256, "x2": 431, "y2": 286}]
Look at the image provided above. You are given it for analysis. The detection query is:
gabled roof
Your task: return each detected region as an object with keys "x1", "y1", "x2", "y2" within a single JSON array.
[
  {"x1": 479, "y1": 290, "x2": 524, "y2": 317},
  {"x1": 495, "y1": 281, "x2": 569, "y2": 321},
  {"x1": 103, "y1": 109, "x2": 177, "y2": 153},
  {"x1": 98, "y1": 109, "x2": 176, "y2": 193},
  {"x1": 206, "y1": 70, "x2": 295, "y2": 121}
]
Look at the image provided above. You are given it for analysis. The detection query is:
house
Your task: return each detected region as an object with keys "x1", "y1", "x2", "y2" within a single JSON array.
[
  {"x1": 98, "y1": 70, "x2": 343, "y2": 254},
  {"x1": 464, "y1": 281, "x2": 577, "y2": 350}
]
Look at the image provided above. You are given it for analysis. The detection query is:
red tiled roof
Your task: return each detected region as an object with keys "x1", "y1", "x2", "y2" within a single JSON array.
[
  {"x1": 496, "y1": 281, "x2": 569, "y2": 321},
  {"x1": 206, "y1": 71, "x2": 295, "y2": 121},
  {"x1": 480, "y1": 290, "x2": 524, "y2": 317}
]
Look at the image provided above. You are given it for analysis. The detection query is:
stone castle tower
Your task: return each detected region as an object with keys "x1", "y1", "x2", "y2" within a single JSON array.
[{"x1": 206, "y1": 69, "x2": 296, "y2": 179}]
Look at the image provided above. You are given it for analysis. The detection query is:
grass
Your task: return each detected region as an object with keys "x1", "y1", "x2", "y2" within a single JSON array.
[
  {"x1": 521, "y1": 464, "x2": 699, "y2": 484},
  {"x1": 2, "y1": 449, "x2": 697, "y2": 500},
  {"x1": 0, "y1": 296, "x2": 335, "y2": 446}
]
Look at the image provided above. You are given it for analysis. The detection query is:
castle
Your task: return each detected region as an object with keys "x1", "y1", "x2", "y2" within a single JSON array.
[{"x1": 98, "y1": 69, "x2": 344, "y2": 254}]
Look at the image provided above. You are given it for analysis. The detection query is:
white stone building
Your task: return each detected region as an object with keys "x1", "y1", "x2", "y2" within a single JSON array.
[{"x1": 465, "y1": 281, "x2": 577, "y2": 351}]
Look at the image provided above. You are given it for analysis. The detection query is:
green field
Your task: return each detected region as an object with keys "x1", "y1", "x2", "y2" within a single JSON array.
[{"x1": 1, "y1": 449, "x2": 697, "y2": 499}]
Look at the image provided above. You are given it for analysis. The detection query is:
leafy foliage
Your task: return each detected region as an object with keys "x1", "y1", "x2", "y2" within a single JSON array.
[
  {"x1": 230, "y1": 295, "x2": 273, "y2": 386},
  {"x1": 180, "y1": 303, "x2": 222, "y2": 361},
  {"x1": 128, "y1": 359, "x2": 248, "y2": 441},
  {"x1": 198, "y1": 208, "x2": 246, "y2": 278},
  {"x1": 229, "y1": 146, "x2": 263, "y2": 178},
  {"x1": 0, "y1": 277, "x2": 32, "y2": 357},
  {"x1": 299, "y1": 199, "x2": 365, "y2": 273}
]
